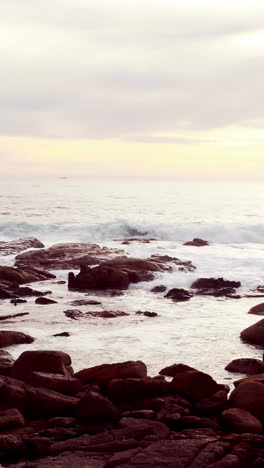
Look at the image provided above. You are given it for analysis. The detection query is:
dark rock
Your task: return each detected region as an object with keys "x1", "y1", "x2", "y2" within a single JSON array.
[
  {"x1": 75, "y1": 361, "x2": 147, "y2": 385},
  {"x1": 220, "y1": 408, "x2": 263, "y2": 434},
  {"x1": 15, "y1": 242, "x2": 124, "y2": 269},
  {"x1": 184, "y1": 238, "x2": 209, "y2": 246},
  {"x1": 29, "y1": 372, "x2": 81, "y2": 395},
  {"x1": 195, "y1": 287, "x2": 238, "y2": 297},
  {"x1": 165, "y1": 288, "x2": 193, "y2": 302},
  {"x1": 86, "y1": 310, "x2": 129, "y2": 318},
  {"x1": 229, "y1": 381, "x2": 264, "y2": 422},
  {"x1": 194, "y1": 390, "x2": 228, "y2": 417},
  {"x1": 191, "y1": 277, "x2": 241, "y2": 290},
  {"x1": 135, "y1": 311, "x2": 158, "y2": 318},
  {"x1": 68, "y1": 265, "x2": 130, "y2": 290},
  {"x1": 64, "y1": 309, "x2": 83, "y2": 320},
  {"x1": 225, "y1": 358, "x2": 264, "y2": 375},
  {"x1": 0, "y1": 349, "x2": 14, "y2": 375},
  {"x1": 107, "y1": 378, "x2": 170, "y2": 403},
  {"x1": 70, "y1": 299, "x2": 102, "y2": 306},
  {"x1": 0, "y1": 330, "x2": 34, "y2": 348},
  {"x1": 0, "y1": 408, "x2": 25, "y2": 429},
  {"x1": 240, "y1": 318, "x2": 264, "y2": 345},
  {"x1": 11, "y1": 350, "x2": 73, "y2": 383},
  {"x1": 180, "y1": 415, "x2": 220, "y2": 430},
  {"x1": 53, "y1": 332, "x2": 70, "y2": 337},
  {"x1": 234, "y1": 373, "x2": 264, "y2": 387},
  {"x1": 170, "y1": 370, "x2": 219, "y2": 400},
  {"x1": 249, "y1": 303, "x2": 264, "y2": 315},
  {"x1": 35, "y1": 297, "x2": 57, "y2": 305},
  {"x1": 149, "y1": 255, "x2": 196, "y2": 272},
  {"x1": 0, "y1": 312, "x2": 29, "y2": 321},
  {"x1": 47, "y1": 417, "x2": 77, "y2": 428},
  {"x1": 76, "y1": 391, "x2": 120, "y2": 421},
  {"x1": 0, "y1": 266, "x2": 55, "y2": 284},
  {"x1": 10, "y1": 298, "x2": 27, "y2": 304},
  {"x1": 122, "y1": 409, "x2": 155, "y2": 419},
  {"x1": 0, "y1": 237, "x2": 44, "y2": 256},
  {"x1": 151, "y1": 285, "x2": 167, "y2": 293},
  {"x1": 159, "y1": 363, "x2": 196, "y2": 377}
]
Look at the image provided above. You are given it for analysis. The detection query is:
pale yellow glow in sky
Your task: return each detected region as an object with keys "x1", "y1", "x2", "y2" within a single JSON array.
[{"x1": 1, "y1": 126, "x2": 264, "y2": 178}]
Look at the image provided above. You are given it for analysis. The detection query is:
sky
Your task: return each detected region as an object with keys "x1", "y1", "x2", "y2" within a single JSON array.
[{"x1": 0, "y1": 0, "x2": 264, "y2": 177}]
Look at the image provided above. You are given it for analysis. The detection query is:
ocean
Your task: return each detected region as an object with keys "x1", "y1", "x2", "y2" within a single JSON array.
[{"x1": 0, "y1": 176, "x2": 264, "y2": 383}]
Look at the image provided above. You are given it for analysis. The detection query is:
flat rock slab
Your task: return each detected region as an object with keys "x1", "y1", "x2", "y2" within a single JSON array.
[{"x1": 0, "y1": 237, "x2": 44, "y2": 256}]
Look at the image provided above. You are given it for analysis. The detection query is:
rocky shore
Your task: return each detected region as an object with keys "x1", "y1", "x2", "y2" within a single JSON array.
[{"x1": 1, "y1": 238, "x2": 264, "y2": 466}]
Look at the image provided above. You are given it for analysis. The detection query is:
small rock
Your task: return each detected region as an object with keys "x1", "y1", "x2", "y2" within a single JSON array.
[
  {"x1": 53, "y1": 332, "x2": 70, "y2": 337},
  {"x1": 184, "y1": 238, "x2": 209, "y2": 247},
  {"x1": 136, "y1": 311, "x2": 158, "y2": 318},
  {"x1": 159, "y1": 363, "x2": 196, "y2": 377},
  {"x1": 151, "y1": 285, "x2": 167, "y2": 293},
  {"x1": 64, "y1": 309, "x2": 83, "y2": 320},
  {"x1": 165, "y1": 288, "x2": 193, "y2": 302},
  {"x1": 0, "y1": 330, "x2": 34, "y2": 348},
  {"x1": 0, "y1": 408, "x2": 25, "y2": 429},
  {"x1": 35, "y1": 297, "x2": 57, "y2": 305}
]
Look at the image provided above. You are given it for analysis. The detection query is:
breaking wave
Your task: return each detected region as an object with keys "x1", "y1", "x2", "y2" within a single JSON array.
[{"x1": 0, "y1": 220, "x2": 264, "y2": 245}]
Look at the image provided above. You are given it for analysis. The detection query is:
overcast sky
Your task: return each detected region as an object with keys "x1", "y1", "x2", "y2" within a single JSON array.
[{"x1": 1, "y1": 0, "x2": 264, "y2": 176}]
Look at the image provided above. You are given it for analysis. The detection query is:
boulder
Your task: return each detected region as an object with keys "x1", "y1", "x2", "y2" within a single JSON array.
[
  {"x1": 248, "y1": 303, "x2": 264, "y2": 315},
  {"x1": 225, "y1": 358, "x2": 264, "y2": 375},
  {"x1": 194, "y1": 390, "x2": 228, "y2": 417},
  {"x1": 0, "y1": 350, "x2": 14, "y2": 375},
  {"x1": 0, "y1": 266, "x2": 55, "y2": 284},
  {"x1": 240, "y1": 318, "x2": 264, "y2": 345},
  {"x1": 229, "y1": 381, "x2": 264, "y2": 422},
  {"x1": 15, "y1": 242, "x2": 124, "y2": 269},
  {"x1": 170, "y1": 370, "x2": 219, "y2": 400},
  {"x1": 165, "y1": 288, "x2": 193, "y2": 302},
  {"x1": 151, "y1": 285, "x2": 167, "y2": 293},
  {"x1": 234, "y1": 373, "x2": 264, "y2": 387},
  {"x1": 220, "y1": 408, "x2": 263, "y2": 434},
  {"x1": 191, "y1": 277, "x2": 241, "y2": 290},
  {"x1": 76, "y1": 391, "x2": 120, "y2": 421},
  {"x1": 11, "y1": 350, "x2": 73, "y2": 383},
  {"x1": 53, "y1": 332, "x2": 70, "y2": 337},
  {"x1": 159, "y1": 363, "x2": 196, "y2": 377},
  {"x1": 29, "y1": 372, "x2": 81, "y2": 395},
  {"x1": 0, "y1": 408, "x2": 25, "y2": 429},
  {"x1": 75, "y1": 361, "x2": 147, "y2": 385},
  {"x1": 68, "y1": 265, "x2": 130, "y2": 290},
  {"x1": 184, "y1": 238, "x2": 209, "y2": 247},
  {"x1": 106, "y1": 378, "x2": 170, "y2": 403},
  {"x1": 0, "y1": 237, "x2": 44, "y2": 256},
  {"x1": 0, "y1": 331, "x2": 34, "y2": 348},
  {"x1": 35, "y1": 297, "x2": 57, "y2": 305}
]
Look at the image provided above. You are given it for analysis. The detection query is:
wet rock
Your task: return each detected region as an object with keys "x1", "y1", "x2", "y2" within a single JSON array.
[
  {"x1": 248, "y1": 303, "x2": 264, "y2": 315},
  {"x1": 240, "y1": 318, "x2": 264, "y2": 345},
  {"x1": 76, "y1": 391, "x2": 120, "y2": 422},
  {"x1": 0, "y1": 312, "x2": 29, "y2": 321},
  {"x1": 151, "y1": 285, "x2": 167, "y2": 293},
  {"x1": 107, "y1": 378, "x2": 170, "y2": 403},
  {"x1": 0, "y1": 281, "x2": 52, "y2": 300},
  {"x1": 225, "y1": 358, "x2": 264, "y2": 375},
  {"x1": 35, "y1": 297, "x2": 57, "y2": 305},
  {"x1": 149, "y1": 255, "x2": 196, "y2": 272},
  {"x1": 70, "y1": 299, "x2": 102, "y2": 306},
  {"x1": 122, "y1": 409, "x2": 155, "y2": 420},
  {"x1": 0, "y1": 350, "x2": 14, "y2": 375},
  {"x1": 194, "y1": 390, "x2": 228, "y2": 417},
  {"x1": 53, "y1": 332, "x2": 70, "y2": 337},
  {"x1": 0, "y1": 237, "x2": 44, "y2": 256},
  {"x1": 75, "y1": 361, "x2": 147, "y2": 385},
  {"x1": 184, "y1": 237, "x2": 209, "y2": 246},
  {"x1": 191, "y1": 277, "x2": 241, "y2": 290},
  {"x1": 15, "y1": 242, "x2": 124, "y2": 270},
  {"x1": 229, "y1": 381, "x2": 264, "y2": 422},
  {"x1": 220, "y1": 408, "x2": 263, "y2": 434},
  {"x1": 165, "y1": 288, "x2": 193, "y2": 302},
  {"x1": 0, "y1": 330, "x2": 34, "y2": 348},
  {"x1": 47, "y1": 416, "x2": 77, "y2": 428},
  {"x1": 68, "y1": 265, "x2": 130, "y2": 290},
  {"x1": 135, "y1": 311, "x2": 158, "y2": 318},
  {"x1": 170, "y1": 370, "x2": 219, "y2": 400},
  {"x1": 0, "y1": 266, "x2": 55, "y2": 284},
  {"x1": 11, "y1": 350, "x2": 73, "y2": 383},
  {"x1": 180, "y1": 415, "x2": 220, "y2": 431},
  {"x1": 29, "y1": 372, "x2": 81, "y2": 395},
  {"x1": 159, "y1": 363, "x2": 196, "y2": 377},
  {"x1": 234, "y1": 373, "x2": 264, "y2": 387},
  {"x1": 195, "y1": 287, "x2": 238, "y2": 297},
  {"x1": 10, "y1": 298, "x2": 27, "y2": 304},
  {"x1": 86, "y1": 310, "x2": 129, "y2": 318},
  {"x1": 0, "y1": 408, "x2": 25, "y2": 429},
  {"x1": 64, "y1": 309, "x2": 83, "y2": 320}
]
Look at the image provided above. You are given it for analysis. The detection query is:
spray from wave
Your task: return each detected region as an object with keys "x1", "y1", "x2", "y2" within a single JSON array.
[{"x1": 0, "y1": 220, "x2": 264, "y2": 244}]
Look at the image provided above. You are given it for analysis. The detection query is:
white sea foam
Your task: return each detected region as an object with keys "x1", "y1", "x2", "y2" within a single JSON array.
[{"x1": 1, "y1": 220, "x2": 264, "y2": 244}]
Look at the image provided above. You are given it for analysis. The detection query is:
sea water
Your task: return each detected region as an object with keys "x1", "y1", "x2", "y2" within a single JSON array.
[{"x1": 0, "y1": 176, "x2": 264, "y2": 383}]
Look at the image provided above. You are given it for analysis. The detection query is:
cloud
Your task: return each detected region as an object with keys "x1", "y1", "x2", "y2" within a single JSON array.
[{"x1": 0, "y1": 0, "x2": 264, "y2": 140}]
